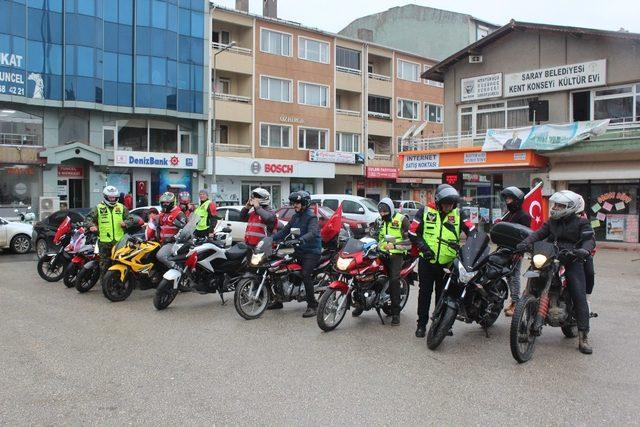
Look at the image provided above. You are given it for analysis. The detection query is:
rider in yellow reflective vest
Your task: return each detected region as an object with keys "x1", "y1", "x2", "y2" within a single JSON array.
[{"x1": 409, "y1": 184, "x2": 473, "y2": 338}]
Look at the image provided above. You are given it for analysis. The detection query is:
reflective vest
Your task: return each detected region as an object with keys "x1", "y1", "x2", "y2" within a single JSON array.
[
  {"x1": 195, "y1": 200, "x2": 212, "y2": 231},
  {"x1": 159, "y1": 206, "x2": 182, "y2": 242},
  {"x1": 422, "y1": 206, "x2": 460, "y2": 265},
  {"x1": 97, "y1": 202, "x2": 125, "y2": 243},
  {"x1": 378, "y1": 212, "x2": 407, "y2": 255},
  {"x1": 245, "y1": 209, "x2": 275, "y2": 246}
]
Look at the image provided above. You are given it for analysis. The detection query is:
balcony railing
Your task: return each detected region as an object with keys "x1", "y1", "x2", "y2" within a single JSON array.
[
  {"x1": 211, "y1": 42, "x2": 252, "y2": 56},
  {"x1": 214, "y1": 93, "x2": 252, "y2": 103},
  {"x1": 336, "y1": 66, "x2": 362, "y2": 76},
  {"x1": 215, "y1": 143, "x2": 252, "y2": 153},
  {"x1": 336, "y1": 109, "x2": 361, "y2": 117},
  {"x1": 0, "y1": 133, "x2": 41, "y2": 146},
  {"x1": 368, "y1": 72, "x2": 391, "y2": 82},
  {"x1": 368, "y1": 111, "x2": 391, "y2": 120}
]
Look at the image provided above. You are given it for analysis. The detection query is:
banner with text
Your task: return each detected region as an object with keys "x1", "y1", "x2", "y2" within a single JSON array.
[
  {"x1": 504, "y1": 60, "x2": 606, "y2": 97},
  {"x1": 403, "y1": 153, "x2": 440, "y2": 170},
  {"x1": 461, "y1": 73, "x2": 502, "y2": 101}
]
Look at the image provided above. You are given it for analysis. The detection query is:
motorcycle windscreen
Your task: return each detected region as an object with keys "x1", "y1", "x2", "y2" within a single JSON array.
[
  {"x1": 459, "y1": 230, "x2": 490, "y2": 271},
  {"x1": 176, "y1": 213, "x2": 200, "y2": 243},
  {"x1": 341, "y1": 238, "x2": 365, "y2": 255},
  {"x1": 114, "y1": 234, "x2": 131, "y2": 252},
  {"x1": 68, "y1": 230, "x2": 86, "y2": 252}
]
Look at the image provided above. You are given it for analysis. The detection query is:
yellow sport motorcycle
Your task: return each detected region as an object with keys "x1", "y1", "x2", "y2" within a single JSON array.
[{"x1": 102, "y1": 230, "x2": 164, "y2": 302}]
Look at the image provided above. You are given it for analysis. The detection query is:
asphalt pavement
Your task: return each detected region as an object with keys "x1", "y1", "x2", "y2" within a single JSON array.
[{"x1": 1, "y1": 249, "x2": 639, "y2": 425}]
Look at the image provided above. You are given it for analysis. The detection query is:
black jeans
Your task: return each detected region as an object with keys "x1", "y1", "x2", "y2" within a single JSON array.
[
  {"x1": 297, "y1": 253, "x2": 320, "y2": 308},
  {"x1": 383, "y1": 254, "x2": 403, "y2": 316},
  {"x1": 564, "y1": 261, "x2": 590, "y2": 332},
  {"x1": 417, "y1": 258, "x2": 447, "y2": 328},
  {"x1": 584, "y1": 256, "x2": 595, "y2": 295}
]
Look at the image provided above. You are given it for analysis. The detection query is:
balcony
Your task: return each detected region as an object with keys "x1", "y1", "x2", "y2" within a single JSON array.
[
  {"x1": 214, "y1": 121, "x2": 252, "y2": 158},
  {"x1": 214, "y1": 93, "x2": 251, "y2": 103},
  {"x1": 212, "y1": 42, "x2": 253, "y2": 75},
  {"x1": 336, "y1": 109, "x2": 360, "y2": 117},
  {"x1": 336, "y1": 66, "x2": 362, "y2": 92},
  {"x1": 213, "y1": 94, "x2": 252, "y2": 123}
]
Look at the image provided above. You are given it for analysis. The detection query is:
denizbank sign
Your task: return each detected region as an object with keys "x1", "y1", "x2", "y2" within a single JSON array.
[
  {"x1": 504, "y1": 60, "x2": 606, "y2": 97},
  {"x1": 114, "y1": 151, "x2": 198, "y2": 169}
]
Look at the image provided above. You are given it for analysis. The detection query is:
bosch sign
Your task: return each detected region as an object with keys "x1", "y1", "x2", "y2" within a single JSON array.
[{"x1": 265, "y1": 163, "x2": 294, "y2": 174}]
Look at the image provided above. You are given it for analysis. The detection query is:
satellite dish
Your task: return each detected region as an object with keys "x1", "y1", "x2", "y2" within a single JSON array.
[
  {"x1": 412, "y1": 121, "x2": 428, "y2": 137},
  {"x1": 367, "y1": 148, "x2": 375, "y2": 160}
]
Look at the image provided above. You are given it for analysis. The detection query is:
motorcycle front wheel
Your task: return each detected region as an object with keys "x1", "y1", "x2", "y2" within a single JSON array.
[
  {"x1": 75, "y1": 264, "x2": 100, "y2": 293},
  {"x1": 63, "y1": 263, "x2": 80, "y2": 288},
  {"x1": 510, "y1": 295, "x2": 539, "y2": 363},
  {"x1": 317, "y1": 288, "x2": 349, "y2": 332},
  {"x1": 426, "y1": 303, "x2": 457, "y2": 350},
  {"x1": 234, "y1": 277, "x2": 269, "y2": 320},
  {"x1": 102, "y1": 270, "x2": 133, "y2": 302},
  {"x1": 154, "y1": 279, "x2": 179, "y2": 310},
  {"x1": 381, "y1": 278, "x2": 410, "y2": 316},
  {"x1": 37, "y1": 254, "x2": 65, "y2": 282}
]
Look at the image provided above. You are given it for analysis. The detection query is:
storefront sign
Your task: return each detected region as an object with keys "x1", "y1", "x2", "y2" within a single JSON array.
[
  {"x1": 504, "y1": 59, "x2": 606, "y2": 97},
  {"x1": 215, "y1": 157, "x2": 335, "y2": 178},
  {"x1": 463, "y1": 152, "x2": 486, "y2": 164},
  {"x1": 57, "y1": 166, "x2": 84, "y2": 178},
  {"x1": 403, "y1": 153, "x2": 440, "y2": 170},
  {"x1": 279, "y1": 115, "x2": 305, "y2": 124},
  {"x1": 483, "y1": 120, "x2": 609, "y2": 151},
  {"x1": 114, "y1": 151, "x2": 198, "y2": 169},
  {"x1": 0, "y1": 50, "x2": 43, "y2": 98},
  {"x1": 308, "y1": 150, "x2": 356, "y2": 164},
  {"x1": 366, "y1": 167, "x2": 398, "y2": 179},
  {"x1": 461, "y1": 73, "x2": 502, "y2": 101},
  {"x1": 5, "y1": 165, "x2": 34, "y2": 175}
]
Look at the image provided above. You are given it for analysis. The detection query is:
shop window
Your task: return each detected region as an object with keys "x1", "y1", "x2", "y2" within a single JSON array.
[
  {"x1": 0, "y1": 165, "x2": 41, "y2": 209},
  {"x1": 0, "y1": 110, "x2": 43, "y2": 146},
  {"x1": 118, "y1": 119, "x2": 148, "y2": 151}
]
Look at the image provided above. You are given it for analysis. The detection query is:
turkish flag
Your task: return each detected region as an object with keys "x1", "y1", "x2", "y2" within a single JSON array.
[
  {"x1": 321, "y1": 202, "x2": 343, "y2": 243},
  {"x1": 523, "y1": 185, "x2": 544, "y2": 231}
]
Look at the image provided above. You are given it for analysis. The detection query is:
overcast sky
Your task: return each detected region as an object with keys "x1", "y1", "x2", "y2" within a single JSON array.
[{"x1": 212, "y1": 0, "x2": 640, "y2": 34}]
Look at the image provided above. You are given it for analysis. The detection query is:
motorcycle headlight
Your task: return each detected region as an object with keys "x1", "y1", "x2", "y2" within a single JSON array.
[
  {"x1": 533, "y1": 254, "x2": 548, "y2": 269},
  {"x1": 457, "y1": 262, "x2": 475, "y2": 284},
  {"x1": 251, "y1": 253, "x2": 265, "y2": 266},
  {"x1": 336, "y1": 257, "x2": 353, "y2": 271}
]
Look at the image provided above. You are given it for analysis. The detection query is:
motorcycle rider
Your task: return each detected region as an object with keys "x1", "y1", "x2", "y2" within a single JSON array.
[
  {"x1": 271, "y1": 191, "x2": 321, "y2": 318},
  {"x1": 369, "y1": 197, "x2": 411, "y2": 326},
  {"x1": 155, "y1": 192, "x2": 188, "y2": 268},
  {"x1": 178, "y1": 191, "x2": 194, "y2": 218},
  {"x1": 500, "y1": 186, "x2": 532, "y2": 317},
  {"x1": 240, "y1": 187, "x2": 277, "y2": 248},
  {"x1": 409, "y1": 184, "x2": 473, "y2": 338},
  {"x1": 86, "y1": 186, "x2": 129, "y2": 278},
  {"x1": 516, "y1": 190, "x2": 595, "y2": 355},
  {"x1": 193, "y1": 189, "x2": 219, "y2": 239}
]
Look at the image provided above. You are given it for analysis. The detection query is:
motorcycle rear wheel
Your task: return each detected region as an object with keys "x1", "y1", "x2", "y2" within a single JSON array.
[
  {"x1": 37, "y1": 255, "x2": 65, "y2": 282},
  {"x1": 63, "y1": 263, "x2": 79, "y2": 288},
  {"x1": 510, "y1": 295, "x2": 539, "y2": 363},
  {"x1": 102, "y1": 270, "x2": 133, "y2": 302},
  {"x1": 317, "y1": 288, "x2": 348, "y2": 332},
  {"x1": 75, "y1": 264, "x2": 100, "y2": 293},
  {"x1": 426, "y1": 304, "x2": 457, "y2": 350},
  {"x1": 234, "y1": 278, "x2": 269, "y2": 320},
  {"x1": 154, "y1": 279, "x2": 179, "y2": 310}
]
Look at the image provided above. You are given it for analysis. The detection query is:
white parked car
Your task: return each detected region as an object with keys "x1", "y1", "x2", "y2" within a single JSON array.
[
  {"x1": 0, "y1": 217, "x2": 33, "y2": 254},
  {"x1": 215, "y1": 206, "x2": 248, "y2": 243},
  {"x1": 309, "y1": 194, "x2": 380, "y2": 226}
]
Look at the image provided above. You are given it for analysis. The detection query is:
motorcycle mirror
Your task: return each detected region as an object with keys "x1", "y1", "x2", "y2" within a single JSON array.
[
  {"x1": 221, "y1": 227, "x2": 232, "y2": 233},
  {"x1": 291, "y1": 228, "x2": 301, "y2": 236},
  {"x1": 384, "y1": 235, "x2": 397, "y2": 243}
]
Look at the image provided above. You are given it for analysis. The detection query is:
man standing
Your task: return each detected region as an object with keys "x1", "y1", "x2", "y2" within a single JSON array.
[
  {"x1": 240, "y1": 187, "x2": 277, "y2": 248},
  {"x1": 193, "y1": 189, "x2": 218, "y2": 238}
]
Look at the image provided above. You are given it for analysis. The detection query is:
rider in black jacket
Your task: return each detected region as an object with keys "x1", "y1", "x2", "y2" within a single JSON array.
[{"x1": 517, "y1": 190, "x2": 595, "y2": 355}]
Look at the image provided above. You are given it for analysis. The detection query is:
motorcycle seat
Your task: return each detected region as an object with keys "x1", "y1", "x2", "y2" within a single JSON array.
[{"x1": 226, "y1": 243, "x2": 250, "y2": 260}]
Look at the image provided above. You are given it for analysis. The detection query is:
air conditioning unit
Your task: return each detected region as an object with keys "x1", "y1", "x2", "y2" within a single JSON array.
[
  {"x1": 530, "y1": 173, "x2": 554, "y2": 197},
  {"x1": 39, "y1": 196, "x2": 60, "y2": 220},
  {"x1": 469, "y1": 55, "x2": 483, "y2": 63}
]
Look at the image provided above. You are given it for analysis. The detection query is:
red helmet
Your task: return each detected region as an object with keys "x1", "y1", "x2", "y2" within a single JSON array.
[{"x1": 178, "y1": 191, "x2": 191, "y2": 205}]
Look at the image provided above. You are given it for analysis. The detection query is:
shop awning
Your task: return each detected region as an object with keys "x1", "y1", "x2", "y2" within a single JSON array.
[
  {"x1": 549, "y1": 161, "x2": 640, "y2": 181},
  {"x1": 399, "y1": 147, "x2": 547, "y2": 172}
]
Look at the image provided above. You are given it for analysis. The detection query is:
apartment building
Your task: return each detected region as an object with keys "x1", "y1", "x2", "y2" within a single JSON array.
[{"x1": 210, "y1": 2, "x2": 444, "y2": 207}]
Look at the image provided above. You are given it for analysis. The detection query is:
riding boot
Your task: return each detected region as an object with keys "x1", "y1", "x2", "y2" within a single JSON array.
[{"x1": 578, "y1": 331, "x2": 593, "y2": 355}]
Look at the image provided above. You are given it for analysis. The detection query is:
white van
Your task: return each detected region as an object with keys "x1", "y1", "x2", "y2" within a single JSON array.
[{"x1": 309, "y1": 194, "x2": 380, "y2": 226}]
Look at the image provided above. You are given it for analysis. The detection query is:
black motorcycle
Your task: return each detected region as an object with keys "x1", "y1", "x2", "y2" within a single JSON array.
[{"x1": 426, "y1": 222, "x2": 532, "y2": 350}]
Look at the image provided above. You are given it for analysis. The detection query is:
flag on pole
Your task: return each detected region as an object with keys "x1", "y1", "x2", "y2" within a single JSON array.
[
  {"x1": 522, "y1": 182, "x2": 544, "y2": 231},
  {"x1": 321, "y1": 202, "x2": 343, "y2": 243}
]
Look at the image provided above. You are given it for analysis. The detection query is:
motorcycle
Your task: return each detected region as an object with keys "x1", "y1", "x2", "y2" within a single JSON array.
[
  {"x1": 153, "y1": 215, "x2": 250, "y2": 310},
  {"x1": 101, "y1": 225, "x2": 163, "y2": 302},
  {"x1": 14, "y1": 205, "x2": 36, "y2": 223},
  {"x1": 61, "y1": 227, "x2": 97, "y2": 288},
  {"x1": 510, "y1": 236, "x2": 597, "y2": 363},
  {"x1": 36, "y1": 216, "x2": 74, "y2": 282},
  {"x1": 316, "y1": 236, "x2": 417, "y2": 332},
  {"x1": 425, "y1": 222, "x2": 531, "y2": 350},
  {"x1": 233, "y1": 229, "x2": 331, "y2": 320},
  {"x1": 73, "y1": 242, "x2": 101, "y2": 293}
]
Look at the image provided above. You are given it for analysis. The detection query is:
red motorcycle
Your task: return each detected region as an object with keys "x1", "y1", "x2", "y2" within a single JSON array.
[
  {"x1": 36, "y1": 216, "x2": 74, "y2": 282},
  {"x1": 60, "y1": 227, "x2": 97, "y2": 288},
  {"x1": 316, "y1": 236, "x2": 417, "y2": 331}
]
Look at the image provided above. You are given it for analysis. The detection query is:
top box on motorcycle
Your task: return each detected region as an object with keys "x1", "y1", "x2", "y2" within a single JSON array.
[{"x1": 489, "y1": 222, "x2": 532, "y2": 250}]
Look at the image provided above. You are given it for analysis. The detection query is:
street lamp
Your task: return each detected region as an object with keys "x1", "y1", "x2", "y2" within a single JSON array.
[{"x1": 211, "y1": 41, "x2": 236, "y2": 187}]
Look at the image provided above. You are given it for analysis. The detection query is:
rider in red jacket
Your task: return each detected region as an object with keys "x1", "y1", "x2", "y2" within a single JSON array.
[
  {"x1": 240, "y1": 187, "x2": 277, "y2": 248},
  {"x1": 156, "y1": 192, "x2": 188, "y2": 268}
]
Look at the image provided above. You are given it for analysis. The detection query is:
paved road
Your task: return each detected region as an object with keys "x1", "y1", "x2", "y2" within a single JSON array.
[{"x1": 1, "y1": 249, "x2": 639, "y2": 425}]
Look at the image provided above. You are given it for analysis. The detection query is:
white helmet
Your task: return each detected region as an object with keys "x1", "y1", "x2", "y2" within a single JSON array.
[
  {"x1": 252, "y1": 187, "x2": 271, "y2": 206},
  {"x1": 103, "y1": 185, "x2": 119, "y2": 207},
  {"x1": 549, "y1": 190, "x2": 581, "y2": 220},
  {"x1": 575, "y1": 194, "x2": 585, "y2": 214}
]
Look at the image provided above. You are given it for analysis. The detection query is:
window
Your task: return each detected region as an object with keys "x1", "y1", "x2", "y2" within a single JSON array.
[
  {"x1": 425, "y1": 103, "x2": 443, "y2": 123},
  {"x1": 216, "y1": 78, "x2": 230, "y2": 94},
  {"x1": 336, "y1": 47, "x2": 360, "y2": 71},
  {"x1": 298, "y1": 127, "x2": 328, "y2": 150},
  {"x1": 260, "y1": 76, "x2": 292, "y2": 102},
  {"x1": 260, "y1": 123, "x2": 291, "y2": 148},
  {"x1": 103, "y1": 126, "x2": 115, "y2": 150},
  {"x1": 423, "y1": 65, "x2": 444, "y2": 87},
  {"x1": 342, "y1": 200, "x2": 364, "y2": 215},
  {"x1": 368, "y1": 96, "x2": 391, "y2": 116},
  {"x1": 397, "y1": 59, "x2": 420, "y2": 82},
  {"x1": 212, "y1": 30, "x2": 230, "y2": 45},
  {"x1": 0, "y1": 110, "x2": 43, "y2": 146},
  {"x1": 217, "y1": 125, "x2": 228, "y2": 144},
  {"x1": 336, "y1": 133, "x2": 360, "y2": 153},
  {"x1": 117, "y1": 119, "x2": 148, "y2": 151},
  {"x1": 298, "y1": 82, "x2": 329, "y2": 107},
  {"x1": 459, "y1": 98, "x2": 537, "y2": 136},
  {"x1": 298, "y1": 37, "x2": 329, "y2": 63},
  {"x1": 397, "y1": 99, "x2": 420, "y2": 120},
  {"x1": 260, "y1": 28, "x2": 291, "y2": 56},
  {"x1": 149, "y1": 120, "x2": 177, "y2": 153},
  {"x1": 227, "y1": 209, "x2": 245, "y2": 222},
  {"x1": 593, "y1": 84, "x2": 639, "y2": 124},
  {"x1": 322, "y1": 199, "x2": 339, "y2": 210}
]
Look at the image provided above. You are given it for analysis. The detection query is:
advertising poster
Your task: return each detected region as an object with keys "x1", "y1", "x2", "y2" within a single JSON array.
[{"x1": 606, "y1": 216, "x2": 625, "y2": 241}]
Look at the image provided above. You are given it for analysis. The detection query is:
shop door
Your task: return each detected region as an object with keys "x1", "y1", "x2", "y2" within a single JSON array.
[
  {"x1": 242, "y1": 183, "x2": 282, "y2": 208},
  {"x1": 68, "y1": 179, "x2": 84, "y2": 209}
]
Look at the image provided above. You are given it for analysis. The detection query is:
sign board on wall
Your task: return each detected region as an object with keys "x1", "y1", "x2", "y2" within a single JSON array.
[
  {"x1": 504, "y1": 59, "x2": 606, "y2": 97},
  {"x1": 215, "y1": 157, "x2": 335, "y2": 178},
  {"x1": 308, "y1": 150, "x2": 356, "y2": 164},
  {"x1": 366, "y1": 167, "x2": 398, "y2": 179},
  {"x1": 463, "y1": 152, "x2": 487, "y2": 164},
  {"x1": 57, "y1": 166, "x2": 84, "y2": 178},
  {"x1": 403, "y1": 153, "x2": 440, "y2": 170},
  {"x1": 461, "y1": 73, "x2": 502, "y2": 101},
  {"x1": 114, "y1": 151, "x2": 198, "y2": 169}
]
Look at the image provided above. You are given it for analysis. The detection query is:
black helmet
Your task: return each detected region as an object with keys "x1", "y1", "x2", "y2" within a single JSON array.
[
  {"x1": 289, "y1": 191, "x2": 311, "y2": 208},
  {"x1": 500, "y1": 186, "x2": 525, "y2": 211},
  {"x1": 435, "y1": 184, "x2": 459, "y2": 207}
]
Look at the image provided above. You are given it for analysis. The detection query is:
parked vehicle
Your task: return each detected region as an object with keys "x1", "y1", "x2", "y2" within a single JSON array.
[
  {"x1": 426, "y1": 222, "x2": 531, "y2": 350},
  {"x1": 36, "y1": 216, "x2": 74, "y2": 282},
  {"x1": 393, "y1": 200, "x2": 424, "y2": 220},
  {"x1": 510, "y1": 238, "x2": 596, "y2": 363},
  {"x1": 277, "y1": 204, "x2": 370, "y2": 238},
  {"x1": 61, "y1": 227, "x2": 97, "y2": 288},
  {"x1": 73, "y1": 243, "x2": 101, "y2": 293},
  {"x1": 129, "y1": 206, "x2": 161, "y2": 222},
  {"x1": 0, "y1": 216, "x2": 33, "y2": 254},
  {"x1": 316, "y1": 236, "x2": 417, "y2": 332},
  {"x1": 309, "y1": 195, "x2": 380, "y2": 228},
  {"x1": 31, "y1": 209, "x2": 89, "y2": 258},
  {"x1": 153, "y1": 215, "x2": 250, "y2": 310},
  {"x1": 216, "y1": 205, "x2": 285, "y2": 243}
]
